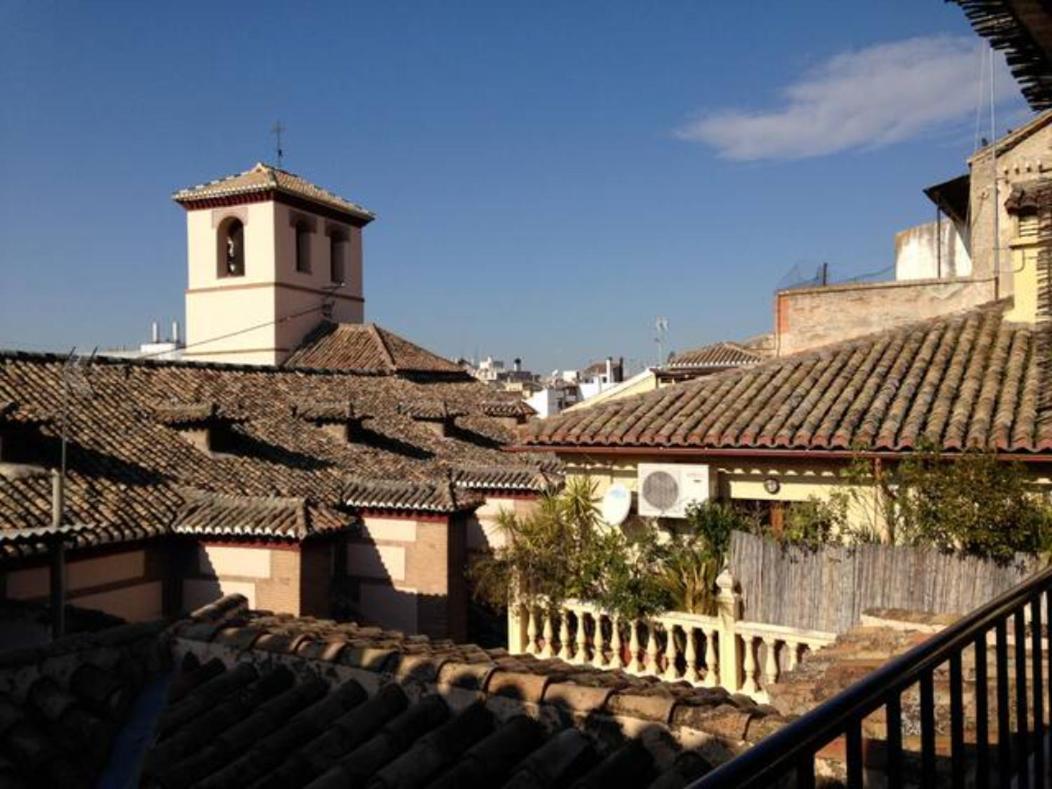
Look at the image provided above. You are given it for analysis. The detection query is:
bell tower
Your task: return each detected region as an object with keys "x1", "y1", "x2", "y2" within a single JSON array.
[{"x1": 173, "y1": 163, "x2": 374, "y2": 366}]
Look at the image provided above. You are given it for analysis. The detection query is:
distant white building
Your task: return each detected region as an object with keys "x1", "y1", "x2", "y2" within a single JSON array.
[
  {"x1": 528, "y1": 356, "x2": 624, "y2": 418},
  {"x1": 103, "y1": 321, "x2": 185, "y2": 361}
]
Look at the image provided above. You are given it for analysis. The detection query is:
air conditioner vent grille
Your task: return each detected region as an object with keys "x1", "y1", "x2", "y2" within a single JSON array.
[{"x1": 642, "y1": 470, "x2": 679, "y2": 511}]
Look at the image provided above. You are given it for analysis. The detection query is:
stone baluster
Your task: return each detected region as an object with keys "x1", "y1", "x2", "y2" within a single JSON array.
[
  {"x1": 540, "y1": 611, "x2": 555, "y2": 658},
  {"x1": 644, "y1": 621, "x2": 660, "y2": 675},
  {"x1": 629, "y1": 620, "x2": 644, "y2": 673},
  {"x1": 592, "y1": 614, "x2": 608, "y2": 668},
  {"x1": 786, "y1": 640, "x2": 800, "y2": 671},
  {"x1": 575, "y1": 609, "x2": 590, "y2": 664},
  {"x1": 741, "y1": 635, "x2": 760, "y2": 696},
  {"x1": 525, "y1": 606, "x2": 539, "y2": 655},
  {"x1": 662, "y1": 623, "x2": 680, "y2": 681},
  {"x1": 762, "y1": 636, "x2": 779, "y2": 690},
  {"x1": 611, "y1": 616, "x2": 625, "y2": 669},
  {"x1": 683, "y1": 626, "x2": 701, "y2": 684},
  {"x1": 557, "y1": 613, "x2": 572, "y2": 661},
  {"x1": 703, "y1": 629, "x2": 718, "y2": 687}
]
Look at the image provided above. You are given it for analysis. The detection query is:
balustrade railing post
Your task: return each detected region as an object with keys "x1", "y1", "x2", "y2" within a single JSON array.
[
  {"x1": 508, "y1": 602, "x2": 526, "y2": 654},
  {"x1": 703, "y1": 628, "x2": 718, "y2": 687},
  {"x1": 557, "y1": 612, "x2": 572, "y2": 661},
  {"x1": 611, "y1": 616, "x2": 625, "y2": 669},
  {"x1": 663, "y1": 623, "x2": 680, "y2": 681},
  {"x1": 592, "y1": 613, "x2": 608, "y2": 668},
  {"x1": 762, "y1": 636, "x2": 779, "y2": 694},
  {"x1": 716, "y1": 568, "x2": 743, "y2": 693},
  {"x1": 575, "y1": 609, "x2": 589, "y2": 664},
  {"x1": 742, "y1": 636, "x2": 759, "y2": 696},
  {"x1": 526, "y1": 605, "x2": 539, "y2": 655},
  {"x1": 629, "y1": 619, "x2": 644, "y2": 673},
  {"x1": 540, "y1": 610, "x2": 555, "y2": 658},
  {"x1": 684, "y1": 626, "x2": 701, "y2": 684}
]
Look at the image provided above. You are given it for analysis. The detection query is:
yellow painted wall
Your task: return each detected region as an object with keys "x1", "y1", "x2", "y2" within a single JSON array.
[{"x1": 557, "y1": 453, "x2": 890, "y2": 536}]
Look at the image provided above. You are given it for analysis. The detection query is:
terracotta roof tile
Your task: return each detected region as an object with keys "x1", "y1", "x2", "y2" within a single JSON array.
[
  {"x1": 172, "y1": 162, "x2": 374, "y2": 223},
  {"x1": 134, "y1": 594, "x2": 787, "y2": 787},
  {"x1": 666, "y1": 341, "x2": 765, "y2": 370},
  {"x1": 0, "y1": 347, "x2": 555, "y2": 556},
  {"x1": 522, "y1": 303, "x2": 1051, "y2": 454},
  {"x1": 284, "y1": 322, "x2": 464, "y2": 376}
]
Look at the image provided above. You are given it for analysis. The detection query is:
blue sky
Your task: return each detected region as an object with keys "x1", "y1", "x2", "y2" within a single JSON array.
[{"x1": 0, "y1": 1, "x2": 1031, "y2": 373}]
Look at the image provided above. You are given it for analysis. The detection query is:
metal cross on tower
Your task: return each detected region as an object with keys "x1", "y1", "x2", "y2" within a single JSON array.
[{"x1": 271, "y1": 121, "x2": 285, "y2": 167}]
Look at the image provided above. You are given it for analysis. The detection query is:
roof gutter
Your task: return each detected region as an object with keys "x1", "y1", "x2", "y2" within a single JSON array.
[{"x1": 506, "y1": 444, "x2": 1052, "y2": 464}]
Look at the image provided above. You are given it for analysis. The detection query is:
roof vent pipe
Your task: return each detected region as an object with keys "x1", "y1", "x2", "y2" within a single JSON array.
[
  {"x1": 171, "y1": 320, "x2": 180, "y2": 345},
  {"x1": 151, "y1": 321, "x2": 160, "y2": 344}
]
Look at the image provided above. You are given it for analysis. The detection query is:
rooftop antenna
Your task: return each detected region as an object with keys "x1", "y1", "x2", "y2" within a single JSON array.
[
  {"x1": 989, "y1": 44, "x2": 1000, "y2": 300},
  {"x1": 654, "y1": 317, "x2": 669, "y2": 366},
  {"x1": 51, "y1": 347, "x2": 95, "y2": 639},
  {"x1": 271, "y1": 121, "x2": 286, "y2": 168}
]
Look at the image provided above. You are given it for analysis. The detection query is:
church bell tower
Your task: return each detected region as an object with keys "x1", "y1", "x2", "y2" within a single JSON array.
[{"x1": 173, "y1": 163, "x2": 374, "y2": 365}]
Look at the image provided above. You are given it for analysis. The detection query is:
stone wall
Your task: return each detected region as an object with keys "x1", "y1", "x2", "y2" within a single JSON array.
[{"x1": 774, "y1": 277, "x2": 996, "y2": 356}]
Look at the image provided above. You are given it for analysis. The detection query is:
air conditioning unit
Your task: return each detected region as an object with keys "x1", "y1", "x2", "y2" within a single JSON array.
[{"x1": 637, "y1": 463, "x2": 714, "y2": 518}]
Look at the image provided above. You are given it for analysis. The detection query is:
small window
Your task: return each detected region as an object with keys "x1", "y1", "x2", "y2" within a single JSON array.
[
  {"x1": 219, "y1": 218, "x2": 245, "y2": 277},
  {"x1": 330, "y1": 234, "x2": 346, "y2": 284},
  {"x1": 1019, "y1": 214, "x2": 1040, "y2": 240},
  {"x1": 295, "y1": 221, "x2": 311, "y2": 273}
]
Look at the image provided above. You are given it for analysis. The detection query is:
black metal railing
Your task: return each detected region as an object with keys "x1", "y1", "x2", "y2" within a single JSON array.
[{"x1": 691, "y1": 564, "x2": 1052, "y2": 788}]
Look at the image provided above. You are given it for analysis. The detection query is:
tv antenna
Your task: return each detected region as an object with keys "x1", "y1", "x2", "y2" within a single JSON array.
[
  {"x1": 271, "y1": 121, "x2": 286, "y2": 167},
  {"x1": 654, "y1": 317, "x2": 669, "y2": 366}
]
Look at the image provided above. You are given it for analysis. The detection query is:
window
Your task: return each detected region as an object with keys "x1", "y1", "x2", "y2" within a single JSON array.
[
  {"x1": 330, "y1": 233, "x2": 347, "y2": 284},
  {"x1": 295, "y1": 221, "x2": 311, "y2": 273},
  {"x1": 1019, "y1": 213, "x2": 1040, "y2": 241},
  {"x1": 218, "y1": 218, "x2": 245, "y2": 277}
]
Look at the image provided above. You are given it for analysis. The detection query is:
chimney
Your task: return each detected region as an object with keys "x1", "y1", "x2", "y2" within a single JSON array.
[
  {"x1": 172, "y1": 320, "x2": 180, "y2": 345},
  {"x1": 514, "y1": 357, "x2": 522, "y2": 373},
  {"x1": 293, "y1": 401, "x2": 362, "y2": 443},
  {"x1": 605, "y1": 356, "x2": 613, "y2": 382},
  {"x1": 151, "y1": 321, "x2": 160, "y2": 344}
]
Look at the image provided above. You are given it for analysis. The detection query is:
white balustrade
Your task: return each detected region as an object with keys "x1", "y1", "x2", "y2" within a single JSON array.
[{"x1": 505, "y1": 574, "x2": 838, "y2": 701}]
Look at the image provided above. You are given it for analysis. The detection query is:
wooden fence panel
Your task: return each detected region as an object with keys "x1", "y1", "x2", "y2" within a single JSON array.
[{"x1": 728, "y1": 531, "x2": 1039, "y2": 633}]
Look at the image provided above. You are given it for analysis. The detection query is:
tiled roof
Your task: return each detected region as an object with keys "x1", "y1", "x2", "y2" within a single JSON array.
[
  {"x1": 480, "y1": 399, "x2": 537, "y2": 419},
  {"x1": 398, "y1": 400, "x2": 466, "y2": 421},
  {"x1": 342, "y1": 477, "x2": 483, "y2": 514},
  {"x1": 141, "y1": 594, "x2": 788, "y2": 788},
  {"x1": 172, "y1": 491, "x2": 353, "y2": 539},
  {"x1": 666, "y1": 341, "x2": 765, "y2": 370},
  {"x1": 0, "y1": 350, "x2": 555, "y2": 557},
  {"x1": 522, "y1": 303, "x2": 1052, "y2": 454},
  {"x1": 284, "y1": 322, "x2": 465, "y2": 376},
  {"x1": 452, "y1": 465, "x2": 562, "y2": 493},
  {"x1": 172, "y1": 163, "x2": 374, "y2": 223},
  {"x1": 0, "y1": 618, "x2": 171, "y2": 787}
]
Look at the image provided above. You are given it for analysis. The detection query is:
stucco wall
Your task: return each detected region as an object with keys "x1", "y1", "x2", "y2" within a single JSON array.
[
  {"x1": 775, "y1": 277, "x2": 996, "y2": 357},
  {"x1": 183, "y1": 201, "x2": 364, "y2": 365},
  {"x1": 3, "y1": 545, "x2": 167, "y2": 622},
  {"x1": 894, "y1": 220, "x2": 971, "y2": 280},
  {"x1": 556, "y1": 453, "x2": 888, "y2": 537}
]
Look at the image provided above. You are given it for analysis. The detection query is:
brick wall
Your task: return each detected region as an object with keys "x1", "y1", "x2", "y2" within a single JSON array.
[{"x1": 774, "y1": 277, "x2": 996, "y2": 356}]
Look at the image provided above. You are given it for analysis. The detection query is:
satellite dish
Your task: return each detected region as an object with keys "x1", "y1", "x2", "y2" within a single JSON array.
[{"x1": 601, "y1": 484, "x2": 632, "y2": 526}]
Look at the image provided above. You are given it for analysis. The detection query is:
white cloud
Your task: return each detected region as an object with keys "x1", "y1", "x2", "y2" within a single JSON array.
[{"x1": 675, "y1": 35, "x2": 1021, "y2": 161}]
